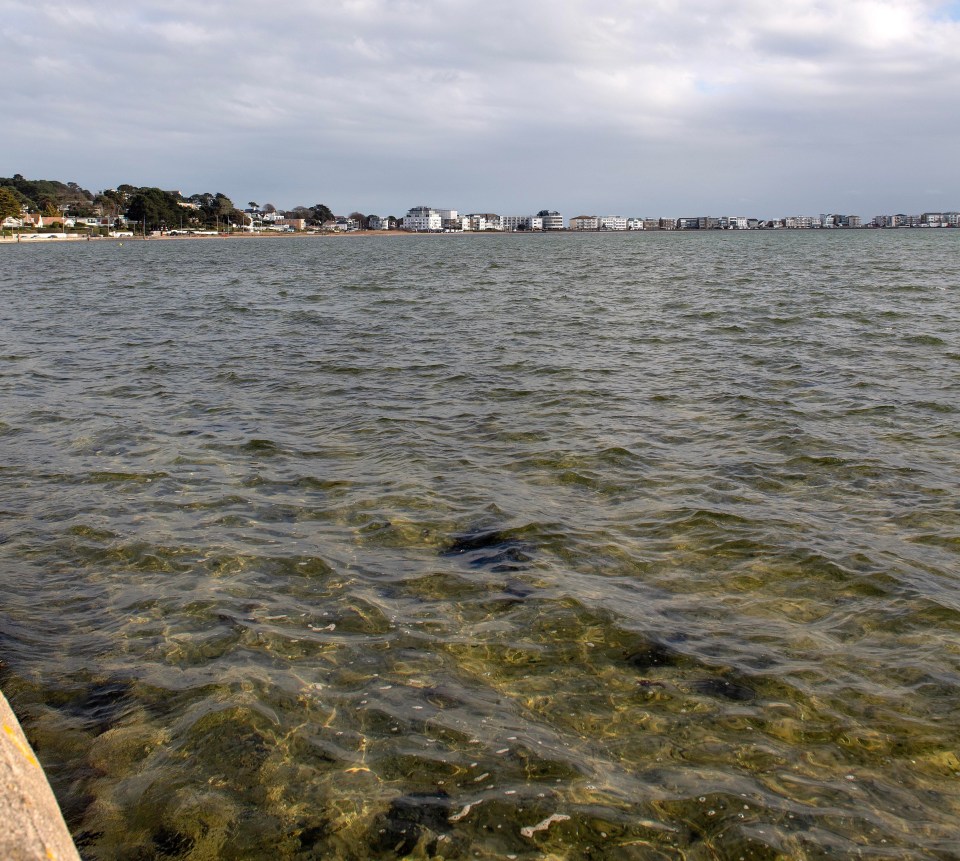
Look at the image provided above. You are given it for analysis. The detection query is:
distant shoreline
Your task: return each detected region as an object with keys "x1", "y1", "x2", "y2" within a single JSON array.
[{"x1": 1, "y1": 226, "x2": 955, "y2": 246}]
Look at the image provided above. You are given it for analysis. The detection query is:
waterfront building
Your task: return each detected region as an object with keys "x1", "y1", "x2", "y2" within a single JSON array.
[
  {"x1": 537, "y1": 210, "x2": 565, "y2": 230},
  {"x1": 569, "y1": 215, "x2": 598, "y2": 230},
  {"x1": 677, "y1": 217, "x2": 700, "y2": 230},
  {"x1": 599, "y1": 215, "x2": 628, "y2": 231},
  {"x1": 501, "y1": 215, "x2": 543, "y2": 231},
  {"x1": 402, "y1": 206, "x2": 442, "y2": 231},
  {"x1": 945, "y1": 212, "x2": 959, "y2": 226},
  {"x1": 367, "y1": 215, "x2": 391, "y2": 230},
  {"x1": 643, "y1": 219, "x2": 661, "y2": 230},
  {"x1": 626, "y1": 218, "x2": 645, "y2": 230},
  {"x1": 718, "y1": 216, "x2": 750, "y2": 229},
  {"x1": 465, "y1": 213, "x2": 501, "y2": 231},
  {"x1": 659, "y1": 218, "x2": 677, "y2": 230}
]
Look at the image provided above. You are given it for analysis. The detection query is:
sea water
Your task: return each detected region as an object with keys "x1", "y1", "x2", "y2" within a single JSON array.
[{"x1": 1, "y1": 230, "x2": 958, "y2": 859}]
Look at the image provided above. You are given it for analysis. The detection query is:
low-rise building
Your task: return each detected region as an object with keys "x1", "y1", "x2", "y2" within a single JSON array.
[
  {"x1": 599, "y1": 215, "x2": 628, "y2": 230},
  {"x1": 719, "y1": 216, "x2": 750, "y2": 229},
  {"x1": 569, "y1": 215, "x2": 598, "y2": 230},
  {"x1": 501, "y1": 215, "x2": 543, "y2": 231},
  {"x1": 443, "y1": 216, "x2": 470, "y2": 231},
  {"x1": 537, "y1": 210, "x2": 564, "y2": 230},
  {"x1": 465, "y1": 213, "x2": 500, "y2": 231}
]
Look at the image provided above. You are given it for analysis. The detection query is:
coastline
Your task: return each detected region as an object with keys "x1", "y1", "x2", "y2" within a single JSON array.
[{"x1": 2, "y1": 226, "x2": 950, "y2": 245}]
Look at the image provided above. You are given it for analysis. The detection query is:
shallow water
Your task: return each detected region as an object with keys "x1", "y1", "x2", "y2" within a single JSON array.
[{"x1": 1, "y1": 230, "x2": 958, "y2": 859}]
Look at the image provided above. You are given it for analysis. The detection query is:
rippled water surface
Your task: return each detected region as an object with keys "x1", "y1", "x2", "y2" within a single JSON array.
[{"x1": 1, "y1": 231, "x2": 959, "y2": 860}]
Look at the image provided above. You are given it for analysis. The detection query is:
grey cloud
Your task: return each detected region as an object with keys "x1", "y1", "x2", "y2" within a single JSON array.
[{"x1": 2, "y1": 0, "x2": 958, "y2": 216}]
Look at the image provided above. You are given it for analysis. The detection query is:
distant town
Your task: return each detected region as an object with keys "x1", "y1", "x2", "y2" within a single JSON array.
[{"x1": 1, "y1": 175, "x2": 956, "y2": 237}]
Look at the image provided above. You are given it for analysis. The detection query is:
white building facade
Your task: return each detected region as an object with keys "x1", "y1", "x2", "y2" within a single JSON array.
[
  {"x1": 402, "y1": 206, "x2": 442, "y2": 231},
  {"x1": 501, "y1": 215, "x2": 543, "y2": 231},
  {"x1": 569, "y1": 215, "x2": 598, "y2": 230},
  {"x1": 538, "y1": 211, "x2": 564, "y2": 230},
  {"x1": 599, "y1": 215, "x2": 628, "y2": 230}
]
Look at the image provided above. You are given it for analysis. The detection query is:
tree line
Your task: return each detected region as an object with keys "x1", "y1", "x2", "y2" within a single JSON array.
[{"x1": 0, "y1": 175, "x2": 356, "y2": 232}]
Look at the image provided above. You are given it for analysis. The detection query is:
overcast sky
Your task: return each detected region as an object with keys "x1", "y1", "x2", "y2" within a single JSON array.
[{"x1": 3, "y1": 0, "x2": 959, "y2": 218}]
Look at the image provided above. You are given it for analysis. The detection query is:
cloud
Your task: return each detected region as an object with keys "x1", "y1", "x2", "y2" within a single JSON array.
[{"x1": 1, "y1": 0, "x2": 958, "y2": 215}]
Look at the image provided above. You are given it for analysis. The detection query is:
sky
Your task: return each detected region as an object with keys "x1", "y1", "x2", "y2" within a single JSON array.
[{"x1": 2, "y1": 0, "x2": 959, "y2": 219}]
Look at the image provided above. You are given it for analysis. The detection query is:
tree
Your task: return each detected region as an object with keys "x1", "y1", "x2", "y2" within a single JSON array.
[
  {"x1": 263, "y1": 203, "x2": 276, "y2": 213},
  {"x1": 248, "y1": 201, "x2": 258, "y2": 210},
  {"x1": 0, "y1": 187, "x2": 20, "y2": 221},
  {"x1": 126, "y1": 187, "x2": 185, "y2": 232},
  {"x1": 214, "y1": 193, "x2": 234, "y2": 217},
  {"x1": 349, "y1": 211, "x2": 368, "y2": 230},
  {"x1": 311, "y1": 203, "x2": 334, "y2": 225}
]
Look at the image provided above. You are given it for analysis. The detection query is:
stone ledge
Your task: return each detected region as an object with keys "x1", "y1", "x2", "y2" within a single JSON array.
[{"x1": 1, "y1": 691, "x2": 81, "y2": 861}]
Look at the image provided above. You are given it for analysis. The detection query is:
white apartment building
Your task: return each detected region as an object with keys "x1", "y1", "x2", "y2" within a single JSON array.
[
  {"x1": 465, "y1": 213, "x2": 500, "y2": 231},
  {"x1": 626, "y1": 218, "x2": 645, "y2": 230},
  {"x1": 402, "y1": 206, "x2": 442, "y2": 231},
  {"x1": 598, "y1": 215, "x2": 627, "y2": 230},
  {"x1": 719, "y1": 216, "x2": 750, "y2": 230},
  {"x1": 501, "y1": 215, "x2": 543, "y2": 231},
  {"x1": 539, "y1": 211, "x2": 564, "y2": 230},
  {"x1": 367, "y1": 215, "x2": 391, "y2": 230},
  {"x1": 783, "y1": 216, "x2": 819, "y2": 229},
  {"x1": 569, "y1": 215, "x2": 598, "y2": 230}
]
